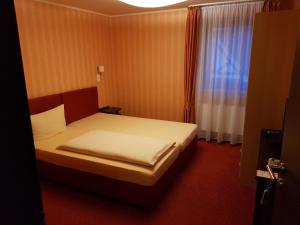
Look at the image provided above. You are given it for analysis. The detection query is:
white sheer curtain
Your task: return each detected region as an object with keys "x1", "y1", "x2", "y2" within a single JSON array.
[{"x1": 195, "y1": 2, "x2": 263, "y2": 144}]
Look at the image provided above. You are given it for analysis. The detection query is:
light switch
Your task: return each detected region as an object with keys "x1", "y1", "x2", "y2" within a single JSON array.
[{"x1": 96, "y1": 74, "x2": 101, "y2": 82}]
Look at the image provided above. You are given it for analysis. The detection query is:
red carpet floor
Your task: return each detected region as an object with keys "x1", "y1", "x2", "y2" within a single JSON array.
[{"x1": 41, "y1": 140, "x2": 256, "y2": 225}]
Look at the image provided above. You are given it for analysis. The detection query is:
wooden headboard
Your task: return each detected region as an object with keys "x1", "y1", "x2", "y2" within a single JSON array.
[
  {"x1": 62, "y1": 87, "x2": 98, "y2": 124},
  {"x1": 28, "y1": 94, "x2": 62, "y2": 115},
  {"x1": 28, "y1": 87, "x2": 98, "y2": 124}
]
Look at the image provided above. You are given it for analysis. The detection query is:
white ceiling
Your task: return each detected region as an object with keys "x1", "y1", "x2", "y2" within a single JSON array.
[{"x1": 38, "y1": 0, "x2": 233, "y2": 16}]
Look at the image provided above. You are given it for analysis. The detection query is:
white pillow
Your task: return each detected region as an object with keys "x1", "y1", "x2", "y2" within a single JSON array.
[{"x1": 30, "y1": 104, "x2": 66, "y2": 141}]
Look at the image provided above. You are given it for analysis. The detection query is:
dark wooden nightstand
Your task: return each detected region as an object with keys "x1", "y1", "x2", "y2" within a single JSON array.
[{"x1": 99, "y1": 106, "x2": 122, "y2": 115}]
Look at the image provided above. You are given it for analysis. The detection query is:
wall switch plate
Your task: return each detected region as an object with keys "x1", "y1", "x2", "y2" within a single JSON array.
[
  {"x1": 96, "y1": 74, "x2": 101, "y2": 82},
  {"x1": 97, "y1": 65, "x2": 104, "y2": 73}
]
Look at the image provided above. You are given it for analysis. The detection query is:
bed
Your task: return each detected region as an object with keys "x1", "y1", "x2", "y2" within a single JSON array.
[{"x1": 29, "y1": 87, "x2": 198, "y2": 208}]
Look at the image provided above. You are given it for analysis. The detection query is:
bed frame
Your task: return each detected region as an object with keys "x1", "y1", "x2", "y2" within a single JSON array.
[{"x1": 29, "y1": 87, "x2": 197, "y2": 208}]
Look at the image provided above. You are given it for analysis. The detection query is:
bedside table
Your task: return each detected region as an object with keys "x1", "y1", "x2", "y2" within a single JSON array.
[{"x1": 99, "y1": 106, "x2": 122, "y2": 115}]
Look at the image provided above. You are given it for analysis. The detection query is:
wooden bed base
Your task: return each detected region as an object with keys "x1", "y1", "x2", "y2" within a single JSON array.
[
  {"x1": 29, "y1": 87, "x2": 198, "y2": 208},
  {"x1": 37, "y1": 137, "x2": 197, "y2": 209}
]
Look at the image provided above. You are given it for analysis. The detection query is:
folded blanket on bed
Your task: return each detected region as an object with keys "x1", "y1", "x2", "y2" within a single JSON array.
[{"x1": 57, "y1": 130, "x2": 175, "y2": 167}]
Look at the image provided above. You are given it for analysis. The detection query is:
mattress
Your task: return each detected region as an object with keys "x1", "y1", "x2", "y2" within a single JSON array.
[{"x1": 35, "y1": 113, "x2": 197, "y2": 186}]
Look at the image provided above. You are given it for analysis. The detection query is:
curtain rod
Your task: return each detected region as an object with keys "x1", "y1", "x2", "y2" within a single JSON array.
[{"x1": 188, "y1": 0, "x2": 263, "y2": 8}]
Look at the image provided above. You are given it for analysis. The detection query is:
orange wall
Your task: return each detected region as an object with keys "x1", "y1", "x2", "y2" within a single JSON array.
[
  {"x1": 15, "y1": 0, "x2": 187, "y2": 121},
  {"x1": 111, "y1": 10, "x2": 187, "y2": 122},
  {"x1": 14, "y1": 0, "x2": 117, "y2": 107}
]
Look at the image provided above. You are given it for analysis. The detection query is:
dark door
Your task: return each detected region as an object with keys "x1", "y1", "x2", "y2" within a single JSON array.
[
  {"x1": 271, "y1": 25, "x2": 300, "y2": 225},
  {"x1": 1, "y1": 1, "x2": 44, "y2": 224}
]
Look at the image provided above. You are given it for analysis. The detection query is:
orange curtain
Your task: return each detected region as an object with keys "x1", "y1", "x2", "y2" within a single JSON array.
[
  {"x1": 263, "y1": 0, "x2": 280, "y2": 12},
  {"x1": 183, "y1": 7, "x2": 201, "y2": 123}
]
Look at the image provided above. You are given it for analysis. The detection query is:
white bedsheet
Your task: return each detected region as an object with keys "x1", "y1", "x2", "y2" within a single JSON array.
[
  {"x1": 68, "y1": 113, "x2": 198, "y2": 152},
  {"x1": 35, "y1": 113, "x2": 197, "y2": 186},
  {"x1": 58, "y1": 130, "x2": 175, "y2": 167}
]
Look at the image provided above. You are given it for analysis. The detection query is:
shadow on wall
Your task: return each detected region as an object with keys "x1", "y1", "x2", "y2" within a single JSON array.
[{"x1": 280, "y1": 0, "x2": 300, "y2": 10}]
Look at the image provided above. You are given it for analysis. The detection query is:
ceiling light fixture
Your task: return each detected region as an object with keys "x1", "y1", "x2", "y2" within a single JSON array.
[{"x1": 118, "y1": 0, "x2": 187, "y2": 8}]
